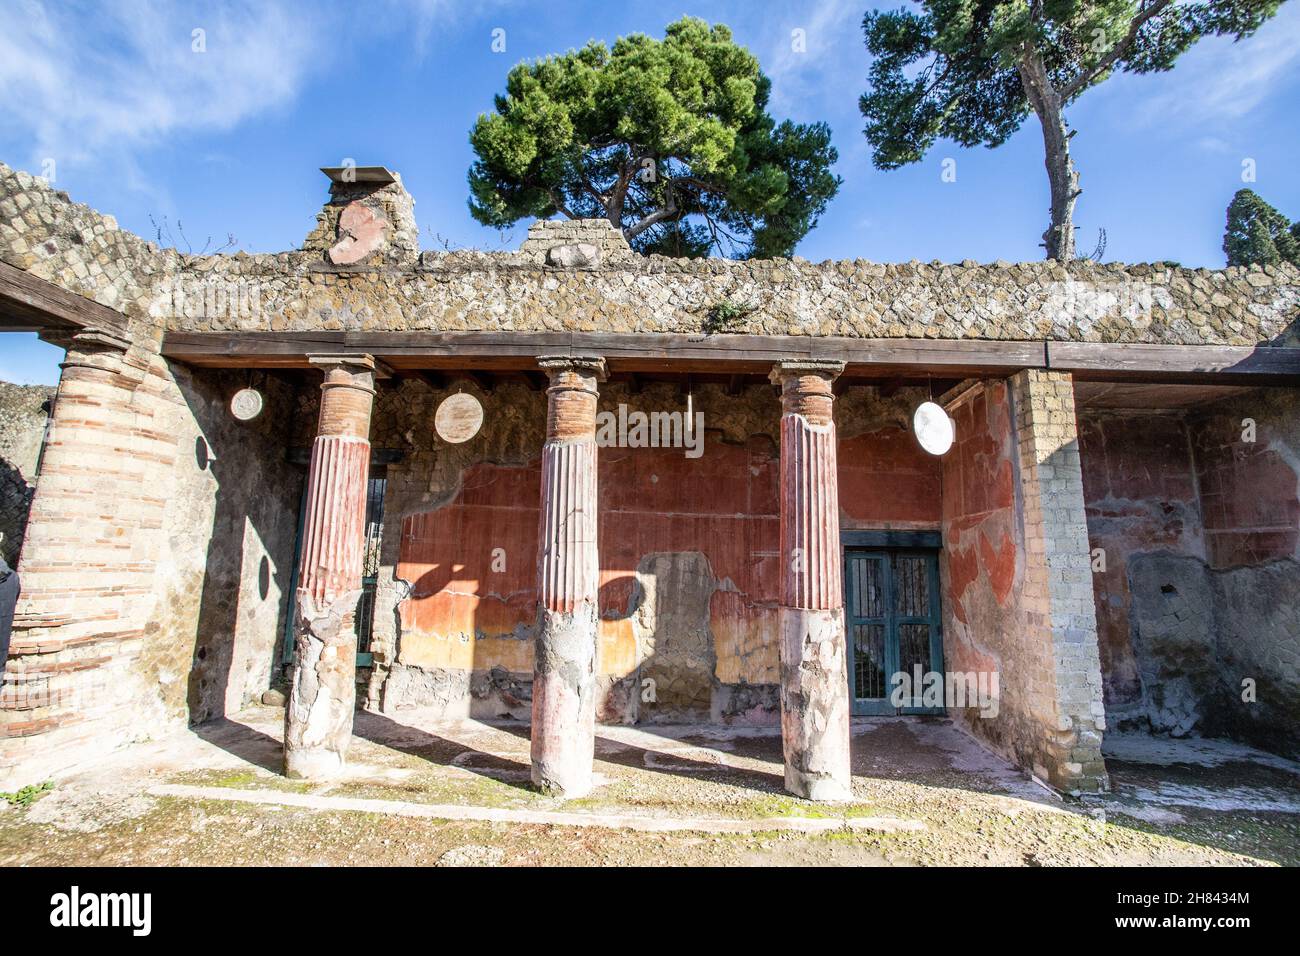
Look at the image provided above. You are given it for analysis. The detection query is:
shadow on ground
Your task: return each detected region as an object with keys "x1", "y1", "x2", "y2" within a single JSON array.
[{"x1": 4, "y1": 709, "x2": 1297, "y2": 866}]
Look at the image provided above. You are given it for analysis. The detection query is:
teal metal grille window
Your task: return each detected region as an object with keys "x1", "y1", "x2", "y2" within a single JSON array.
[
  {"x1": 354, "y1": 474, "x2": 387, "y2": 666},
  {"x1": 843, "y1": 533, "x2": 945, "y2": 716}
]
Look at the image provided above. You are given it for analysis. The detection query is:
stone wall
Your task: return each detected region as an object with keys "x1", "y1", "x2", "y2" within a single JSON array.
[
  {"x1": 3, "y1": 161, "x2": 1298, "y2": 349},
  {"x1": 0, "y1": 380, "x2": 53, "y2": 566},
  {"x1": 942, "y1": 373, "x2": 1107, "y2": 793},
  {"x1": 0, "y1": 165, "x2": 167, "y2": 344},
  {"x1": 166, "y1": 366, "x2": 302, "y2": 724}
]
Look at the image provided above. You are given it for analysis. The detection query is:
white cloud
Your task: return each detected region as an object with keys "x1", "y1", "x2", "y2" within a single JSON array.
[
  {"x1": 393, "y1": 0, "x2": 517, "y2": 57},
  {"x1": 764, "y1": 0, "x2": 863, "y2": 118},
  {"x1": 0, "y1": 0, "x2": 323, "y2": 172},
  {"x1": 1127, "y1": 4, "x2": 1300, "y2": 128}
]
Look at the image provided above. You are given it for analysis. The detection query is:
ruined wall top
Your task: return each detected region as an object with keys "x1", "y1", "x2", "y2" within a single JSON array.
[
  {"x1": 302, "y1": 168, "x2": 420, "y2": 268},
  {"x1": 1, "y1": 160, "x2": 1298, "y2": 349}
]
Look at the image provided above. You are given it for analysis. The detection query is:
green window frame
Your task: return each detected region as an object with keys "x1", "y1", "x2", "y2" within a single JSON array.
[{"x1": 843, "y1": 533, "x2": 945, "y2": 716}]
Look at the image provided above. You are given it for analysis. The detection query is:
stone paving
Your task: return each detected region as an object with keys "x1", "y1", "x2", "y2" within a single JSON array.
[{"x1": 1, "y1": 708, "x2": 1296, "y2": 866}]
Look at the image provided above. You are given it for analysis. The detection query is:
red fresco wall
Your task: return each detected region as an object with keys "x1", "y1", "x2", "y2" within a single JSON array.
[
  {"x1": 941, "y1": 382, "x2": 1018, "y2": 632},
  {"x1": 938, "y1": 381, "x2": 1042, "y2": 762},
  {"x1": 1190, "y1": 410, "x2": 1300, "y2": 568},
  {"x1": 1074, "y1": 391, "x2": 1300, "y2": 753},
  {"x1": 838, "y1": 427, "x2": 944, "y2": 528},
  {"x1": 394, "y1": 423, "x2": 942, "y2": 707},
  {"x1": 1076, "y1": 413, "x2": 1204, "y2": 716}
]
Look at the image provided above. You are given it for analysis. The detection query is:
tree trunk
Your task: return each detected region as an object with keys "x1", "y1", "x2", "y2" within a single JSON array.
[{"x1": 1019, "y1": 51, "x2": 1079, "y2": 261}]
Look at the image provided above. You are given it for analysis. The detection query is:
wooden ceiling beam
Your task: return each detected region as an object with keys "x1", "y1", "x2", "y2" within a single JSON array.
[
  {"x1": 158, "y1": 330, "x2": 1300, "y2": 386},
  {"x1": 0, "y1": 261, "x2": 130, "y2": 335}
]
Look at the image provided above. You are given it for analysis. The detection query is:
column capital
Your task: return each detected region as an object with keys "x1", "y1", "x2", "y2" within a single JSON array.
[
  {"x1": 308, "y1": 352, "x2": 376, "y2": 373},
  {"x1": 53, "y1": 325, "x2": 135, "y2": 377},
  {"x1": 537, "y1": 354, "x2": 607, "y2": 381},
  {"x1": 768, "y1": 359, "x2": 845, "y2": 385},
  {"x1": 73, "y1": 324, "x2": 132, "y2": 351},
  {"x1": 309, "y1": 354, "x2": 376, "y2": 399},
  {"x1": 770, "y1": 360, "x2": 843, "y2": 426}
]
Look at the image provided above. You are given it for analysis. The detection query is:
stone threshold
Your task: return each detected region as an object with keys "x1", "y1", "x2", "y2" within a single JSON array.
[{"x1": 148, "y1": 784, "x2": 927, "y2": 835}]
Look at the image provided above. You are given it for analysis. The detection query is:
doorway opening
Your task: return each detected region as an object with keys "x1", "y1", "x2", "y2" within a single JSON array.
[{"x1": 843, "y1": 530, "x2": 944, "y2": 716}]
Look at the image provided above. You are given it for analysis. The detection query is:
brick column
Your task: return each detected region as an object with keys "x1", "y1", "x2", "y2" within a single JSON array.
[
  {"x1": 0, "y1": 327, "x2": 171, "y2": 787},
  {"x1": 530, "y1": 355, "x2": 605, "y2": 797},
  {"x1": 770, "y1": 360, "x2": 852, "y2": 801},
  {"x1": 1009, "y1": 369, "x2": 1108, "y2": 792},
  {"x1": 283, "y1": 355, "x2": 375, "y2": 780}
]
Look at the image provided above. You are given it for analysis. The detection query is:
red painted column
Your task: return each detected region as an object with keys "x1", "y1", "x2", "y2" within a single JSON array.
[
  {"x1": 771, "y1": 360, "x2": 852, "y2": 801},
  {"x1": 530, "y1": 355, "x2": 606, "y2": 797},
  {"x1": 284, "y1": 355, "x2": 375, "y2": 779}
]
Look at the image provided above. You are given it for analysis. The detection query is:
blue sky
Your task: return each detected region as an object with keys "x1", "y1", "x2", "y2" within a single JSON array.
[{"x1": 3, "y1": 0, "x2": 1299, "y2": 385}]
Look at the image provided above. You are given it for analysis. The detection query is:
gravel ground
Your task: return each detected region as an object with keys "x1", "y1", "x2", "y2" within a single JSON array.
[{"x1": 1, "y1": 708, "x2": 1296, "y2": 866}]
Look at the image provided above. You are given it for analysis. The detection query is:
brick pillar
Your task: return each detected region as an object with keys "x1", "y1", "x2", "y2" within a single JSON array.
[
  {"x1": 530, "y1": 355, "x2": 605, "y2": 797},
  {"x1": 0, "y1": 327, "x2": 171, "y2": 787},
  {"x1": 283, "y1": 355, "x2": 375, "y2": 780},
  {"x1": 770, "y1": 360, "x2": 852, "y2": 801},
  {"x1": 1009, "y1": 369, "x2": 1108, "y2": 792}
]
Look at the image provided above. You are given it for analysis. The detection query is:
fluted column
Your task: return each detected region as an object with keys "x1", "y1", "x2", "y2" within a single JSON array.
[
  {"x1": 770, "y1": 360, "x2": 852, "y2": 801},
  {"x1": 530, "y1": 355, "x2": 606, "y2": 797},
  {"x1": 284, "y1": 355, "x2": 375, "y2": 779}
]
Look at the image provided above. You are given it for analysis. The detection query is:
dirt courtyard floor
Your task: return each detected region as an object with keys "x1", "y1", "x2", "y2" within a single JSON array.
[{"x1": 2, "y1": 707, "x2": 1297, "y2": 866}]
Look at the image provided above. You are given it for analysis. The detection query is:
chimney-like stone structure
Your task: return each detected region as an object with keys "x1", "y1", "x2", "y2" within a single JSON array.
[{"x1": 304, "y1": 166, "x2": 418, "y2": 268}]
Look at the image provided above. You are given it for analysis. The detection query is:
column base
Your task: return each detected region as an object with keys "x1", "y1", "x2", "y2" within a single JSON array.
[
  {"x1": 283, "y1": 592, "x2": 359, "y2": 781},
  {"x1": 785, "y1": 767, "x2": 853, "y2": 803},
  {"x1": 779, "y1": 606, "x2": 852, "y2": 802},
  {"x1": 530, "y1": 604, "x2": 597, "y2": 798},
  {"x1": 284, "y1": 748, "x2": 346, "y2": 781}
]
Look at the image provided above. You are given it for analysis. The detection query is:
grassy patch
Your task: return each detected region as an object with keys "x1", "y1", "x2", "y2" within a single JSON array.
[{"x1": 0, "y1": 780, "x2": 54, "y2": 809}]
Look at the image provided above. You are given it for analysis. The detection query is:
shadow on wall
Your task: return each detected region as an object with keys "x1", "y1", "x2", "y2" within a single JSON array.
[
  {"x1": 381, "y1": 429, "x2": 786, "y2": 727},
  {"x1": 374, "y1": 380, "x2": 943, "y2": 730},
  {"x1": 174, "y1": 367, "x2": 304, "y2": 726},
  {"x1": 0, "y1": 458, "x2": 34, "y2": 568},
  {"x1": 1266, "y1": 308, "x2": 1300, "y2": 348},
  {"x1": 0, "y1": 384, "x2": 53, "y2": 568}
]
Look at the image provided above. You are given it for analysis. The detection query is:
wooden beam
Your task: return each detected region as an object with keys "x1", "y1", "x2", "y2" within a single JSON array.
[
  {"x1": 1048, "y1": 342, "x2": 1300, "y2": 385},
  {"x1": 939, "y1": 379, "x2": 984, "y2": 413},
  {"x1": 161, "y1": 330, "x2": 1046, "y2": 377},
  {"x1": 0, "y1": 261, "x2": 129, "y2": 334},
  {"x1": 158, "y1": 329, "x2": 1300, "y2": 385}
]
